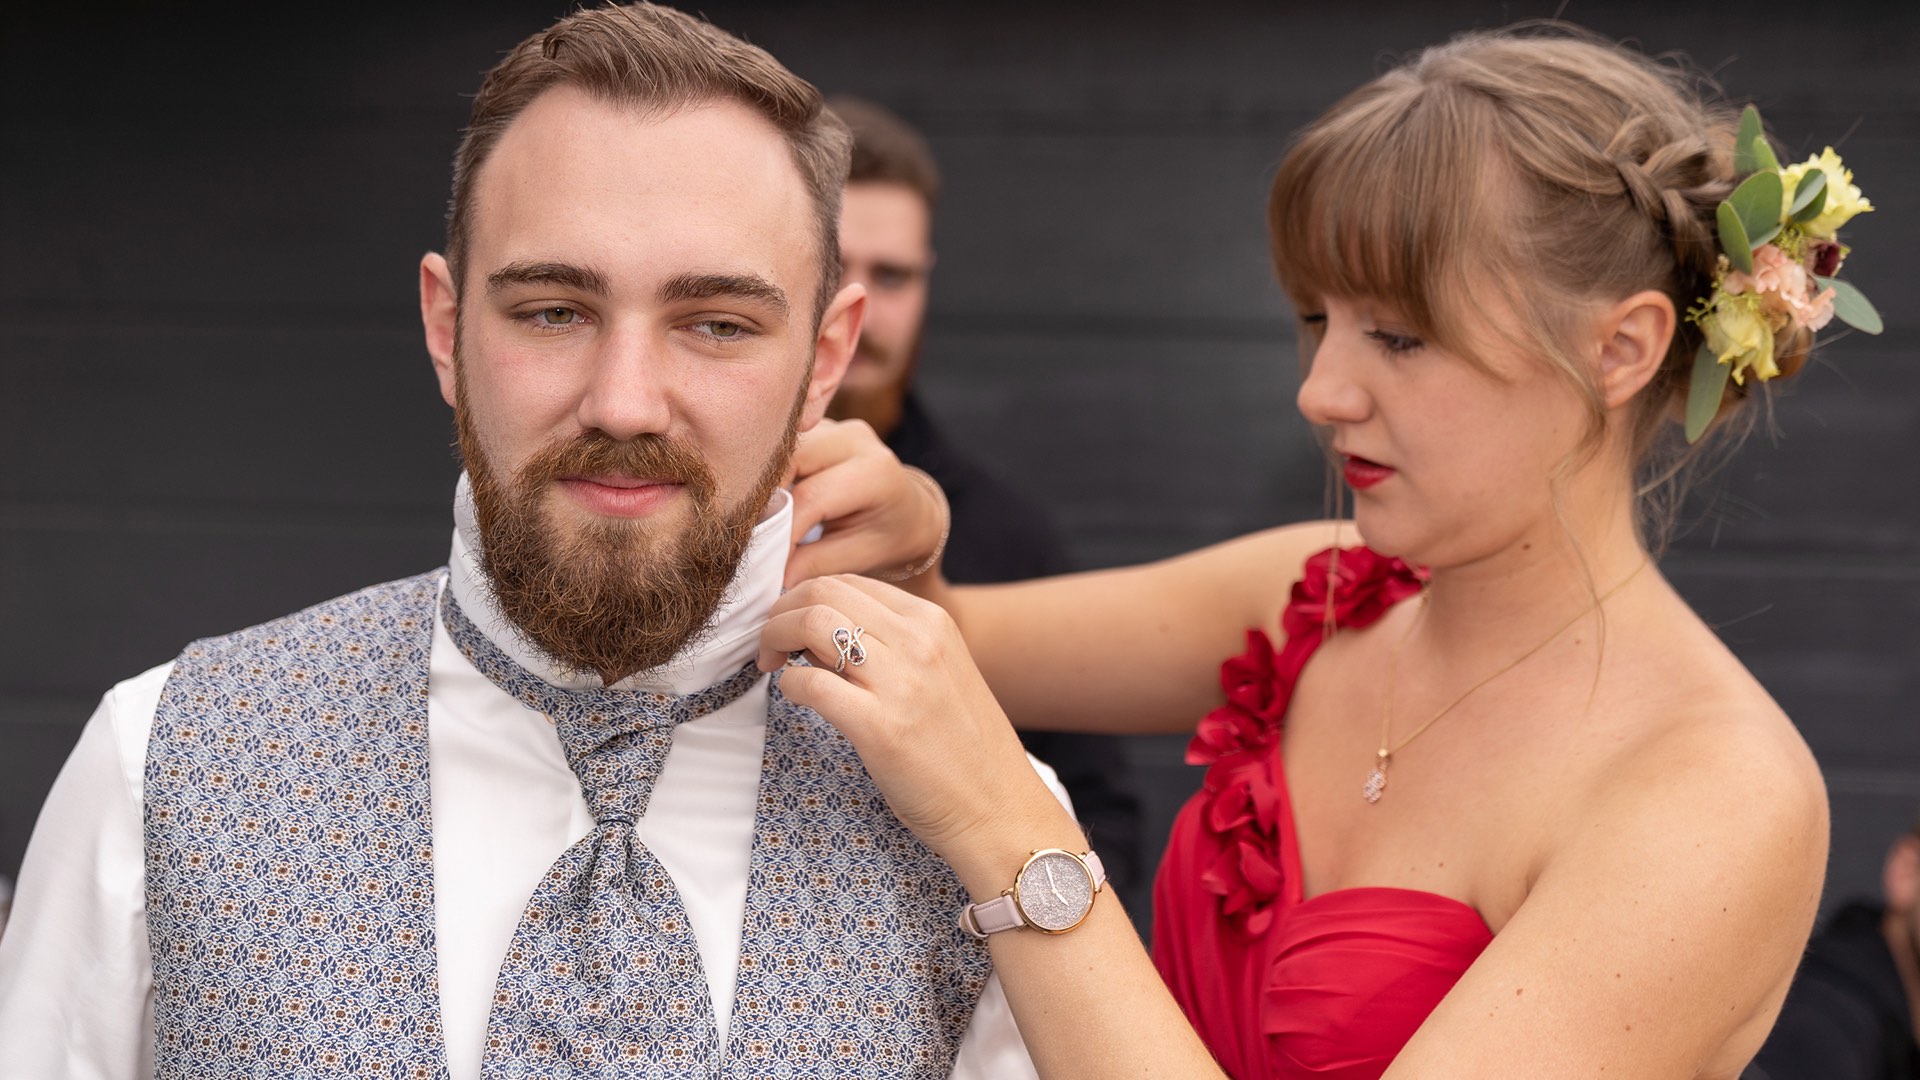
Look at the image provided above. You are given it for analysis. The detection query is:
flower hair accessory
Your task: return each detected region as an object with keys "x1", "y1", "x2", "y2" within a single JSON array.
[{"x1": 1683, "y1": 105, "x2": 1880, "y2": 443}]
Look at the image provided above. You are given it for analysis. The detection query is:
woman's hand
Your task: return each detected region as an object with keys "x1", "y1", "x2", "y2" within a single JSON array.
[
  {"x1": 783, "y1": 419, "x2": 948, "y2": 591},
  {"x1": 760, "y1": 575, "x2": 1231, "y2": 1080},
  {"x1": 756, "y1": 574, "x2": 1079, "y2": 879}
]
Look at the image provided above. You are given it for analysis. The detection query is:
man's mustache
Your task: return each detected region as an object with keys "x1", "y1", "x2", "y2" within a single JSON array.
[{"x1": 516, "y1": 431, "x2": 714, "y2": 498}]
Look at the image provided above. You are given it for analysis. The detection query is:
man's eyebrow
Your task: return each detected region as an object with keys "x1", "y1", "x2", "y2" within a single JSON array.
[
  {"x1": 658, "y1": 272, "x2": 789, "y2": 318},
  {"x1": 485, "y1": 260, "x2": 610, "y2": 296}
]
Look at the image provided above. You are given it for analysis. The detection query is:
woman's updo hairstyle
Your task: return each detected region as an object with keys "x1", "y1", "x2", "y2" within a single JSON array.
[{"x1": 1269, "y1": 23, "x2": 1812, "y2": 540}]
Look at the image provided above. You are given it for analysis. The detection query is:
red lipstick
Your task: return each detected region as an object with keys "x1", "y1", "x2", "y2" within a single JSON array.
[{"x1": 1342, "y1": 455, "x2": 1394, "y2": 490}]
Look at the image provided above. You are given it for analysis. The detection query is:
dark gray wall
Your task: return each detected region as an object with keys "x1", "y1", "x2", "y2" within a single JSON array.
[{"x1": 3, "y1": 1, "x2": 1914, "y2": 927}]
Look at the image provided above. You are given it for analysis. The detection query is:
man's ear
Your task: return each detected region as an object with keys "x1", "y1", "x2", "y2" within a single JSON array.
[
  {"x1": 1596, "y1": 289, "x2": 1677, "y2": 410},
  {"x1": 797, "y1": 282, "x2": 866, "y2": 430},
  {"x1": 1885, "y1": 834, "x2": 1920, "y2": 912},
  {"x1": 420, "y1": 253, "x2": 459, "y2": 408}
]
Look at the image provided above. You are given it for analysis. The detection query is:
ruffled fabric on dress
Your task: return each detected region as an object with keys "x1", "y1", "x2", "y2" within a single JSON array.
[
  {"x1": 1183, "y1": 547, "x2": 1425, "y2": 938},
  {"x1": 1154, "y1": 546, "x2": 1490, "y2": 1080}
]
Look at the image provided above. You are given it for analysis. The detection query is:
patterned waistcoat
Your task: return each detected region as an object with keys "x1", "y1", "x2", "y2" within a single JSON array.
[{"x1": 145, "y1": 572, "x2": 993, "y2": 1078}]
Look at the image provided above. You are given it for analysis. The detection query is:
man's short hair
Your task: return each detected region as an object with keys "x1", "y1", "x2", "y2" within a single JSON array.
[
  {"x1": 446, "y1": 3, "x2": 852, "y2": 323},
  {"x1": 825, "y1": 95, "x2": 941, "y2": 210}
]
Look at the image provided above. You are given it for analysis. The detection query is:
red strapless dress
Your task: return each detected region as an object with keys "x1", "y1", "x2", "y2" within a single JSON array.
[{"x1": 1152, "y1": 546, "x2": 1494, "y2": 1079}]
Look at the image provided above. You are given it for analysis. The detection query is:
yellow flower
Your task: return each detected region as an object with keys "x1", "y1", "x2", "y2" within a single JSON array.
[
  {"x1": 1781, "y1": 147, "x2": 1873, "y2": 239},
  {"x1": 1702, "y1": 295, "x2": 1778, "y2": 384}
]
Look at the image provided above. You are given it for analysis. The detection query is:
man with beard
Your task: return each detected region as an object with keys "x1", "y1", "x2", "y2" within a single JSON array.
[
  {"x1": 0, "y1": 7, "x2": 1053, "y2": 1078},
  {"x1": 823, "y1": 96, "x2": 1143, "y2": 901}
]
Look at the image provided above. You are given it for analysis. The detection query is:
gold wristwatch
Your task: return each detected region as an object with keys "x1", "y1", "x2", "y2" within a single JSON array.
[{"x1": 957, "y1": 848, "x2": 1106, "y2": 938}]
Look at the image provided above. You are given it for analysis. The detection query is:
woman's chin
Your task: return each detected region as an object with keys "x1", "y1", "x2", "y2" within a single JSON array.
[{"x1": 1347, "y1": 507, "x2": 1411, "y2": 559}]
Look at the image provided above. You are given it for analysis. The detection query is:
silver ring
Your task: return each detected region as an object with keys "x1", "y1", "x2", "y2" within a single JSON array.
[{"x1": 831, "y1": 626, "x2": 867, "y2": 674}]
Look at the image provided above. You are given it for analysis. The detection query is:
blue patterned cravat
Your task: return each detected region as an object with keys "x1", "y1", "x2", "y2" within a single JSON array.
[{"x1": 441, "y1": 595, "x2": 761, "y2": 1078}]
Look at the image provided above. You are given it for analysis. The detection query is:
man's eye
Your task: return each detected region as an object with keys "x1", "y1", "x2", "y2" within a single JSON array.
[
  {"x1": 696, "y1": 319, "x2": 745, "y2": 339},
  {"x1": 872, "y1": 267, "x2": 912, "y2": 291},
  {"x1": 534, "y1": 307, "x2": 578, "y2": 326}
]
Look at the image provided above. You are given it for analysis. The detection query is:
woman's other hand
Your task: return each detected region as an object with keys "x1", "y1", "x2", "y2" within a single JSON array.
[
  {"x1": 784, "y1": 419, "x2": 948, "y2": 591},
  {"x1": 756, "y1": 573, "x2": 1079, "y2": 878}
]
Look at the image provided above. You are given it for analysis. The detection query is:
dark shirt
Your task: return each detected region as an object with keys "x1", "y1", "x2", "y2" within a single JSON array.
[
  {"x1": 1748, "y1": 901, "x2": 1920, "y2": 1080},
  {"x1": 885, "y1": 392, "x2": 1145, "y2": 895}
]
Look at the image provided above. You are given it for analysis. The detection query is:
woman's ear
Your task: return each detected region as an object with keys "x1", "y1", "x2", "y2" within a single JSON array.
[{"x1": 1596, "y1": 290, "x2": 1677, "y2": 410}]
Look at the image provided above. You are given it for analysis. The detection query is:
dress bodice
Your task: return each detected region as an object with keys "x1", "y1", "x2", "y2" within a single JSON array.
[{"x1": 1151, "y1": 546, "x2": 1493, "y2": 1079}]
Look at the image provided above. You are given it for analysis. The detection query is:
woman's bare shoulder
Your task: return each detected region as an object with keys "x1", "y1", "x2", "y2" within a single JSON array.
[{"x1": 1570, "y1": 622, "x2": 1828, "y2": 885}]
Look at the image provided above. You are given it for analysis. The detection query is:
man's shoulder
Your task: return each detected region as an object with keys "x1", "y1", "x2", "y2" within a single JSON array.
[{"x1": 174, "y1": 569, "x2": 448, "y2": 666}]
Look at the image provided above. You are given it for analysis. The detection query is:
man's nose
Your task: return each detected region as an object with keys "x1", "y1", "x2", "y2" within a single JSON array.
[{"x1": 574, "y1": 323, "x2": 673, "y2": 440}]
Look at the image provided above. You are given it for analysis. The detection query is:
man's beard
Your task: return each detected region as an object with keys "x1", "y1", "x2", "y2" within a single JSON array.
[{"x1": 455, "y1": 370, "x2": 802, "y2": 686}]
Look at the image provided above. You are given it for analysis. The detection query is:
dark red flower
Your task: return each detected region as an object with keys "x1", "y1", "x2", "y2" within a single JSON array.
[
  {"x1": 1184, "y1": 545, "x2": 1425, "y2": 937},
  {"x1": 1187, "y1": 631, "x2": 1284, "y2": 766},
  {"x1": 1201, "y1": 838, "x2": 1285, "y2": 937},
  {"x1": 1201, "y1": 755, "x2": 1281, "y2": 836},
  {"x1": 1809, "y1": 239, "x2": 1845, "y2": 278},
  {"x1": 1280, "y1": 546, "x2": 1425, "y2": 643}
]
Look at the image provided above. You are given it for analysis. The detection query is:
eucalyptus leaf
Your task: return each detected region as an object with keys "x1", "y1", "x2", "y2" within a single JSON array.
[
  {"x1": 1728, "y1": 170, "x2": 1784, "y2": 249},
  {"x1": 1791, "y1": 170, "x2": 1829, "y2": 223},
  {"x1": 1685, "y1": 340, "x2": 1731, "y2": 444},
  {"x1": 1750, "y1": 135, "x2": 1781, "y2": 175},
  {"x1": 1717, "y1": 202, "x2": 1753, "y2": 274},
  {"x1": 1816, "y1": 275, "x2": 1884, "y2": 334},
  {"x1": 1734, "y1": 106, "x2": 1766, "y2": 175}
]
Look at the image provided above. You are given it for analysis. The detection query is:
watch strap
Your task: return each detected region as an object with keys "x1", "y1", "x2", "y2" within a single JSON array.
[{"x1": 965, "y1": 894, "x2": 1027, "y2": 936}]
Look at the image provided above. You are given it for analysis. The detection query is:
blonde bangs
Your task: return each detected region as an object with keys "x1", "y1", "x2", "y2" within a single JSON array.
[{"x1": 1268, "y1": 77, "x2": 1504, "y2": 361}]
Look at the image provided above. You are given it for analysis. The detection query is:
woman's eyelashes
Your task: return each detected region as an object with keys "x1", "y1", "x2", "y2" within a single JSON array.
[
  {"x1": 1301, "y1": 312, "x2": 1423, "y2": 357},
  {"x1": 1365, "y1": 328, "x2": 1424, "y2": 356}
]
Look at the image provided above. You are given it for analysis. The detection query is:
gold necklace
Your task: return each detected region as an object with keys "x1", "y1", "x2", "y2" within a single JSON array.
[{"x1": 1363, "y1": 561, "x2": 1648, "y2": 804}]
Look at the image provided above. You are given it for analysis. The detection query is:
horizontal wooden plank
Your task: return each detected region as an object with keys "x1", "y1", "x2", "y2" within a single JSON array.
[
  {"x1": 13, "y1": 3, "x2": 1913, "y2": 127},
  {"x1": 1, "y1": 326, "x2": 457, "y2": 510},
  {"x1": 0, "y1": 525, "x2": 449, "y2": 699}
]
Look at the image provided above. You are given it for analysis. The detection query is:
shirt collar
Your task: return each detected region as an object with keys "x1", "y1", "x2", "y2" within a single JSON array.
[{"x1": 447, "y1": 472, "x2": 791, "y2": 695}]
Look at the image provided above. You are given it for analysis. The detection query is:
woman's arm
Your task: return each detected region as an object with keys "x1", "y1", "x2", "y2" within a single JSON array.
[
  {"x1": 1386, "y1": 713, "x2": 1828, "y2": 1079},
  {"x1": 782, "y1": 418, "x2": 1348, "y2": 735},
  {"x1": 932, "y1": 523, "x2": 1343, "y2": 734},
  {"x1": 757, "y1": 576, "x2": 1227, "y2": 1078}
]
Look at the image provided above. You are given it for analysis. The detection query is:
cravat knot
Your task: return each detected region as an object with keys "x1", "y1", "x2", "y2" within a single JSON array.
[{"x1": 441, "y1": 594, "x2": 764, "y2": 822}]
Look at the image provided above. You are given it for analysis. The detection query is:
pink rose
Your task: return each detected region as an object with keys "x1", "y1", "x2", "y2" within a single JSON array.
[
  {"x1": 1791, "y1": 284, "x2": 1837, "y2": 331},
  {"x1": 1749, "y1": 245, "x2": 1808, "y2": 306}
]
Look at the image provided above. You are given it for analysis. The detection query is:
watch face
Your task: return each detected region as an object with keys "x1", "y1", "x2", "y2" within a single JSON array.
[{"x1": 1014, "y1": 850, "x2": 1095, "y2": 933}]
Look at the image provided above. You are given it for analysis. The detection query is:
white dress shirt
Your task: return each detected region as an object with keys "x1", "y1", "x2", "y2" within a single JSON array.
[{"x1": 0, "y1": 479, "x2": 1050, "y2": 1079}]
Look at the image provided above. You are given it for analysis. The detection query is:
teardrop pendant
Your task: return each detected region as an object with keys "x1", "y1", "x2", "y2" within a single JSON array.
[{"x1": 1362, "y1": 750, "x2": 1390, "y2": 804}]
